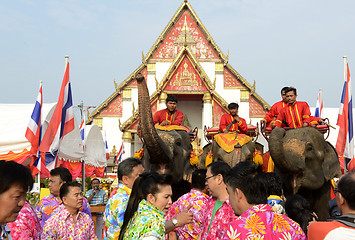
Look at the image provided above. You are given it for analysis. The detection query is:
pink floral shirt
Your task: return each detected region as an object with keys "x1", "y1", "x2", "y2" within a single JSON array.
[
  {"x1": 222, "y1": 204, "x2": 306, "y2": 240},
  {"x1": 200, "y1": 196, "x2": 237, "y2": 240},
  {"x1": 165, "y1": 189, "x2": 209, "y2": 239},
  {"x1": 8, "y1": 201, "x2": 41, "y2": 240},
  {"x1": 41, "y1": 207, "x2": 97, "y2": 240},
  {"x1": 35, "y1": 194, "x2": 91, "y2": 227}
]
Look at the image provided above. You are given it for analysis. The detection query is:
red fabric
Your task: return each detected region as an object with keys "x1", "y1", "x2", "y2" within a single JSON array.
[
  {"x1": 0, "y1": 149, "x2": 31, "y2": 164},
  {"x1": 263, "y1": 101, "x2": 287, "y2": 123},
  {"x1": 60, "y1": 161, "x2": 82, "y2": 179},
  {"x1": 308, "y1": 220, "x2": 355, "y2": 240},
  {"x1": 219, "y1": 114, "x2": 247, "y2": 133},
  {"x1": 275, "y1": 101, "x2": 311, "y2": 128},
  {"x1": 153, "y1": 108, "x2": 184, "y2": 125}
]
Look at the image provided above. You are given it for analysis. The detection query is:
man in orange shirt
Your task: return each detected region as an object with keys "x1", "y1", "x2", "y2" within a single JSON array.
[
  {"x1": 219, "y1": 103, "x2": 247, "y2": 134},
  {"x1": 153, "y1": 95, "x2": 184, "y2": 126},
  {"x1": 261, "y1": 86, "x2": 288, "y2": 128},
  {"x1": 275, "y1": 87, "x2": 319, "y2": 128}
]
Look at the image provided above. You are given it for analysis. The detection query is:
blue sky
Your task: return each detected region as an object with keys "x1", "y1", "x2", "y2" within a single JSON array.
[{"x1": 1, "y1": 0, "x2": 354, "y2": 114}]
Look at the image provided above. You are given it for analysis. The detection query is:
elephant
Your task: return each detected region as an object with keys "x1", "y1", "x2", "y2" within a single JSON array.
[
  {"x1": 269, "y1": 127, "x2": 342, "y2": 220},
  {"x1": 197, "y1": 137, "x2": 263, "y2": 169},
  {"x1": 136, "y1": 73, "x2": 193, "y2": 183}
]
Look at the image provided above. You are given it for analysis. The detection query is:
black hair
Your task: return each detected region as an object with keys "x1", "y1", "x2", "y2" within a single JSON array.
[
  {"x1": 50, "y1": 167, "x2": 72, "y2": 183},
  {"x1": 191, "y1": 169, "x2": 207, "y2": 190},
  {"x1": 265, "y1": 172, "x2": 283, "y2": 197},
  {"x1": 281, "y1": 87, "x2": 289, "y2": 94},
  {"x1": 225, "y1": 161, "x2": 267, "y2": 205},
  {"x1": 117, "y1": 158, "x2": 142, "y2": 181},
  {"x1": 118, "y1": 172, "x2": 173, "y2": 240},
  {"x1": 285, "y1": 87, "x2": 297, "y2": 96},
  {"x1": 337, "y1": 170, "x2": 355, "y2": 210},
  {"x1": 166, "y1": 95, "x2": 178, "y2": 103},
  {"x1": 285, "y1": 194, "x2": 314, "y2": 234},
  {"x1": 0, "y1": 160, "x2": 33, "y2": 195},
  {"x1": 228, "y1": 102, "x2": 239, "y2": 110},
  {"x1": 91, "y1": 178, "x2": 100, "y2": 184},
  {"x1": 207, "y1": 161, "x2": 231, "y2": 180},
  {"x1": 59, "y1": 181, "x2": 82, "y2": 202}
]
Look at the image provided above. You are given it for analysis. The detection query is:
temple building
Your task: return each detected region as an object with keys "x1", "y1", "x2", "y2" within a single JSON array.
[{"x1": 87, "y1": 0, "x2": 270, "y2": 163}]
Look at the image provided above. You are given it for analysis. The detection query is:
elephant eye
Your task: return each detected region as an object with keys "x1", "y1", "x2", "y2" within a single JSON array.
[
  {"x1": 176, "y1": 141, "x2": 182, "y2": 146},
  {"x1": 306, "y1": 143, "x2": 313, "y2": 151}
]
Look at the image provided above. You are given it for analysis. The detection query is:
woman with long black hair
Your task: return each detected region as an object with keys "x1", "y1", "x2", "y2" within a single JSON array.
[{"x1": 118, "y1": 172, "x2": 173, "y2": 240}]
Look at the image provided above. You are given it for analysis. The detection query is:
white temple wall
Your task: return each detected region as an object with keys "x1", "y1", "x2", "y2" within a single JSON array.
[
  {"x1": 102, "y1": 117, "x2": 122, "y2": 154},
  {"x1": 155, "y1": 62, "x2": 173, "y2": 82},
  {"x1": 200, "y1": 62, "x2": 215, "y2": 82}
]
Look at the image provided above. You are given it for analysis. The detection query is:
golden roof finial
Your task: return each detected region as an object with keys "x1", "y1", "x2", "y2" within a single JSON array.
[
  {"x1": 183, "y1": 16, "x2": 189, "y2": 47},
  {"x1": 142, "y1": 51, "x2": 145, "y2": 63},
  {"x1": 212, "y1": 76, "x2": 216, "y2": 90},
  {"x1": 114, "y1": 78, "x2": 118, "y2": 91},
  {"x1": 226, "y1": 50, "x2": 229, "y2": 62},
  {"x1": 118, "y1": 119, "x2": 122, "y2": 129},
  {"x1": 132, "y1": 102, "x2": 136, "y2": 115},
  {"x1": 155, "y1": 75, "x2": 159, "y2": 90},
  {"x1": 252, "y1": 80, "x2": 256, "y2": 92}
]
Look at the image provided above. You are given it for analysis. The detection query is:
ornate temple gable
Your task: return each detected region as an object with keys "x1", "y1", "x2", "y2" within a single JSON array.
[
  {"x1": 212, "y1": 97, "x2": 229, "y2": 127},
  {"x1": 162, "y1": 52, "x2": 210, "y2": 92},
  {"x1": 223, "y1": 68, "x2": 246, "y2": 89},
  {"x1": 144, "y1": 1, "x2": 227, "y2": 63},
  {"x1": 249, "y1": 95, "x2": 268, "y2": 118},
  {"x1": 101, "y1": 95, "x2": 123, "y2": 117},
  {"x1": 120, "y1": 98, "x2": 158, "y2": 132}
]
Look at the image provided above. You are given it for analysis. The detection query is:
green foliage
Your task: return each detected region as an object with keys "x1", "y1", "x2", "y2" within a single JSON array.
[{"x1": 26, "y1": 192, "x2": 40, "y2": 209}]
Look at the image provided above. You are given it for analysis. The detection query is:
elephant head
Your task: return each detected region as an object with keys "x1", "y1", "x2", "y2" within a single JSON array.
[
  {"x1": 136, "y1": 73, "x2": 192, "y2": 182},
  {"x1": 269, "y1": 127, "x2": 342, "y2": 219}
]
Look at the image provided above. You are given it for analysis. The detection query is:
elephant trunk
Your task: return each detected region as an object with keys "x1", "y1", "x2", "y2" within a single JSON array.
[{"x1": 136, "y1": 74, "x2": 170, "y2": 165}]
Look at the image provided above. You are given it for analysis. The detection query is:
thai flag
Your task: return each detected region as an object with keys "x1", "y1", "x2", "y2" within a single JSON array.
[
  {"x1": 38, "y1": 62, "x2": 75, "y2": 168},
  {"x1": 314, "y1": 89, "x2": 323, "y2": 118},
  {"x1": 336, "y1": 60, "x2": 354, "y2": 171},
  {"x1": 116, "y1": 142, "x2": 125, "y2": 164},
  {"x1": 104, "y1": 131, "x2": 110, "y2": 160},
  {"x1": 79, "y1": 116, "x2": 85, "y2": 142}
]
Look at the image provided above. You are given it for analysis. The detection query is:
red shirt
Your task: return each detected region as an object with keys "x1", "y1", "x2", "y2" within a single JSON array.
[
  {"x1": 275, "y1": 101, "x2": 311, "y2": 128},
  {"x1": 263, "y1": 101, "x2": 287, "y2": 123},
  {"x1": 219, "y1": 114, "x2": 248, "y2": 133},
  {"x1": 153, "y1": 108, "x2": 184, "y2": 126},
  {"x1": 308, "y1": 220, "x2": 355, "y2": 240}
]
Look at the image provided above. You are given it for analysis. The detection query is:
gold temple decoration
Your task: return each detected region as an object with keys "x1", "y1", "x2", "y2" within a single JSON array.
[
  {"x1": 114, "y1": 78, "x2": 118, "y2": 91},
  {"x1": 87, "y1": 108, "x2": 91, "y2": 120},
  {"x1": 174, "y1": 16, "x2": 196, "y2": 55},
  {"x1": 252, "y1": 80, "x2": 256, "y2": 92},
  {"x1": 122, "y1": 89, "x2": 131, "y2": 100},
  {"x1": 203, "y1": 92, "x2": 212, "y2": 103},
  {"x1": 212, "y1": 76, "x2": 216, "y2": 90},
  {"x1": 159, "y1": 92, "x2": 167, "y2": 103},
  {"x1": 142, "y1": 51, "x2": 145, "y2": 63},
  {"x1": 172, "y1": 62, "x2": 197, "y2": 86},
  {"x1": 155, "y1": 76, "x2": 159, "y2": 90},
  {"x1": 122, "y1": 131, "x2": 133, "y2": 140},
  {"x1": 226, "y1": 50, "x2": 229, "y2": 62},
  {"x1": 110, "y1": 145, "x2": 117, "y2": 156},
  {"x1": 240, "y1": 90, "x2": 250, "y2": 102},
  {"x1": 118, "y1": 119, "x2": 122, "y2": 129},
  {"x1": 93, "y1": 118, "x2": 103, "y2": 129},
  {"x1": 132, "y1": 102, "x2": 136, "y2": 115}
]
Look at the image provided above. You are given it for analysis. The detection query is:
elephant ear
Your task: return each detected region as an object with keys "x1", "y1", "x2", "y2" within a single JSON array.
[{"x1": 322, "y1": 141, "x2": 342, "y2": 180}]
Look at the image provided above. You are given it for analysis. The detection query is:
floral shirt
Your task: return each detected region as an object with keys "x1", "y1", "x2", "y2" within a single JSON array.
[
  {"x1": 0, "y1": 224, "x2": 12, "y2": 240},
  {"x1": 35, "y1": 193, "x2": 91, "y2": 227},
  {"x1": 41, "y1": 207, "x2": 97, "y2": 240},
  {"x1": 200, "y1": 196, "x2": 237, "y2": 240},
  {"x1": 7, "y1": 201, "x2": 41, "y2": 240},
  {"x1": 165, "y1": 189, "x2": 209, "y2": 239},
  {"x1": 222, "y1": 204, "x2": 306, "y2": 240},
  {"x1": 104, "y1": 183, "x2": 131, "y2": 240},
  {"x1": 123, "y1": 199, "x2": 165, "y2": 240}
]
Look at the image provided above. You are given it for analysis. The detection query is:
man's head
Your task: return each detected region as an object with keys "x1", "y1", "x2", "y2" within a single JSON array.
[
  {"x1": 166, "y1": 95, "x2": 178, "y2": 113},
  {"x1": 205, "y1": 161, "x2": 231, "y2": 198},
  {"x1": 49, "y1": 167, "x2": 72, "y2": 197},
  {"x1": 336, "y1": 171, "x2": 355, "y2": 214},
  {"x1": 117, "y1": 158, "x2": 144, "y2": 189},
  {"x1": 60, "y1": 181, "x2": 83, "y2": 211},
  {"x1": 285, "y1": 87, "x2": 297, "y2": 105},
  {"x1": 225, "y1": 161, "x2": 267, "y2": 215},
  {"x1": 228, "y1": 102, "x2": 239, "y2": 116},
  {"x1": 281, "y1": 87, "x2": 289, "y2": 102},
  {"x1": 0, "y1": 160, "x2": 33, "y2": 225},
  {"x1": 265, "y1": 172, "x2": 283, "y2": 197},
  {"x1": 91, "y1": 178, "x2": 100, "y2": 190},
  {"x1": 191, "y1": 169, "x2": 207, "y2": 193}
]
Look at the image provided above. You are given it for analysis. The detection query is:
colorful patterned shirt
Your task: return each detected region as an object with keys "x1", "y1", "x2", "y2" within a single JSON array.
[
  {"x1": 123, "y1": 199, "x2": 165, "y2": 240},
  {"x1": 222, "y1": 204, "x2": 306, "y2": 240},
  {"x1": 41, "y1": 207, "x2": 97, "y2": 240},
  {"x1": 35, "y1": 193, "x2": 91, "y2": 227},
  {"x1": 165, "y1": 189, "x2": 209, "y2": 239},
  {"x1": 200, "y1": 196, "x2": 237, "y2": 240},
  {"x1": 104, "y1": 183, "x2": 131, "y2": 240},
  {"x1": 86, "y1": 189, "x2": 108, "y2": 206},
  {"x1": 7, "y1": 201, "x2": 42, "y2": 240},
  {"x1": 0, "y1": 224, "x2": 12, "y2": 240}
]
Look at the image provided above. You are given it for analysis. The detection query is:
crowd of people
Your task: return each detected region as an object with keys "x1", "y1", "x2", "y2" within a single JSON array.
[{"x1": 1, "y1": 158, "x2": 354, "y2": 239}]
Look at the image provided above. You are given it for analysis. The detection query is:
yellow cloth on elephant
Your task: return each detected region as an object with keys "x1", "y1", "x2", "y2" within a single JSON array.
[
  {"x1": 214, "y1": 133, "x2": 252, "y2": 153},
  {"x1": 155, "y1": 125, "x2": 188, "y2": 132}
]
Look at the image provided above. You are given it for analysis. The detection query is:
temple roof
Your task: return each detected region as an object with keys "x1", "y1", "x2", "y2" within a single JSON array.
[{"x1": 88, "y1": 0, "x2": 270, "y2": 124}]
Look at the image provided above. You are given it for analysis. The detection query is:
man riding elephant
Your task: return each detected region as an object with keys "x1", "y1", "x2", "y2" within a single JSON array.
[
  {"x1": 219, "y1": 102, "x2": 248, "y2": 134},
  {"x1": 153, "y1": 95, "x2": 184, "y2": 126}
]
